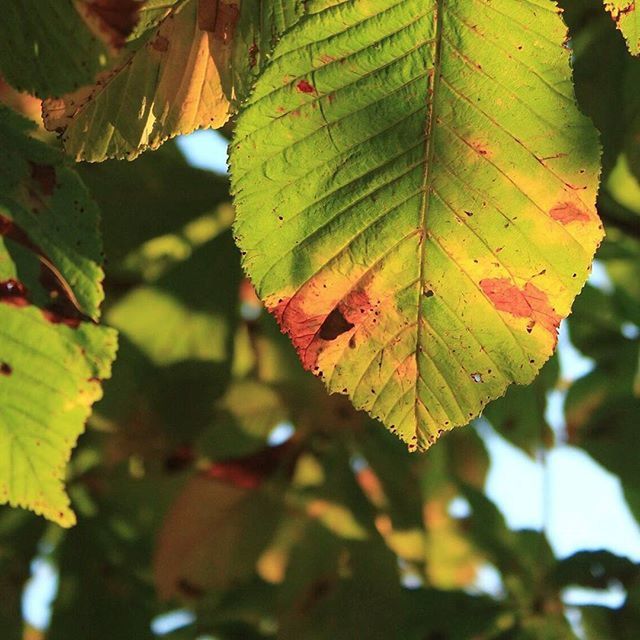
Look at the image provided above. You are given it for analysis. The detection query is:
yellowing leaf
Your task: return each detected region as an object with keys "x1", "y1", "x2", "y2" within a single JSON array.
[
  {"x1": 230, "y1": 0, "x2": 603, "y2": 450},
  {"x1": 43, "y1": 0, "x2": 239, "y2": 162},
  {"x1": 605, "y1": 1, "x2": 640, "y2": 55},
  {"x1": 0, "y1": 305, "x2": 116, "y2": 527}
]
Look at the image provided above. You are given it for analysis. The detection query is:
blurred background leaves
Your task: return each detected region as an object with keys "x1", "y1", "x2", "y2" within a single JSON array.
[{"x1": 0, "y1": 0, "x2": 639, "y2": 638}]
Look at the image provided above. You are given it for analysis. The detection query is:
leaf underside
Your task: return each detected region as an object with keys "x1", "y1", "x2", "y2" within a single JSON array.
[
  {"x1": 231, "y1": 0, "x2": 603, "y2": 450},
  {"x1": 42, "y1": 0, "x2": 237, "y2": 162}
]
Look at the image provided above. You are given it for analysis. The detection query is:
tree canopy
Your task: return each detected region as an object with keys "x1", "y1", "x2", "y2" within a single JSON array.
[{"x1": 0, "y1": 0, "x2": 639, "y2": 638}]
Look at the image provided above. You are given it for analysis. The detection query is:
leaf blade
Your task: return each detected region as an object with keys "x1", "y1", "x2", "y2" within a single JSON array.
[
  {"x1": 0, "y1": 106, "x2": 116, "y2": 526},
  {"x1": 230, "y1": 0, "x2": 603, "y2": 449}
]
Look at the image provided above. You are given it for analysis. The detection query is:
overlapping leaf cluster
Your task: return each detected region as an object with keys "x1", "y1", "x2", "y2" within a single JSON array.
[{"x1": 0, "y1": 0, "x2": 638, "y2": 638}]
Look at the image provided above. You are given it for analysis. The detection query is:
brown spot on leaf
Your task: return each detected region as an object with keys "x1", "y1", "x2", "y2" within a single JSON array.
[
  {"x1": 29, "y1": 163, "x2": 56, "y2": 196},
  {"x1": 248, "y1": 42, "x2": 259, "y2": 68},
  {"x1": 480, "y1": 277, "x2": 561, "y2": 335},
  {"x1": 41, "y1": 309, "x2": 81, "y2": 328},
  {"x1": 270, "y1": 286, "x2": 373, "y2": 371},
  {"x1": 296, "y1": 79, "x2": 315, "y2": 94},
  {"x1": 198, "y1": 0, "x2": 239, "y2": 44},
  {"x1": 469, "y1": 139, "x2": 491, "y2": 157},
  {"x1": 0, "y1": 362, "x2": 12, "y2": 376},
  {"x1": 0, "y1": 279, "x2": 29, "y2": 307},
  {"x1": 0, "y1": 214, "x2": 15, "y2": 237},
  {"x1": 607, "y1": 0, "x2": 636, "y2": 25},
  {"x1": 549, "y1": 201, "x2": 590, "y2": 224},
  {"x1": 204, "y1": 461, "x2": 262, "y2": 489},
  {"x1": 152, "y1": 35, "x2": 169, "y2": 52}
]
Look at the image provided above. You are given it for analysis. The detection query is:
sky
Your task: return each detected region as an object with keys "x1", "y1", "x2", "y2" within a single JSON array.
[{"x1": 21, "y1": 130, "x2": 640, "y2": 634}]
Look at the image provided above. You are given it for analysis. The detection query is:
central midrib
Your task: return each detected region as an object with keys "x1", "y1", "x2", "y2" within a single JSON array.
[{"x1": 413, "y1": 0, "x2": 445, "y2": 445}]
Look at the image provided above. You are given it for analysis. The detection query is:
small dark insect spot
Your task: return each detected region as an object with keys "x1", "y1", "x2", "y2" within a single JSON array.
[
  {"x1": 464, "y1": 210, "x2": 473, "y2": 217},
  {"x1": 0, "y1": 362, "x2": 12, "y2": 376},
  {"x1": 424, "y1": 289, "x2": 434, "y2": 298}
]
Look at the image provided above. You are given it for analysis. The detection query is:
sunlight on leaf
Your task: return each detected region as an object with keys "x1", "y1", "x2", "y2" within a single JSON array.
[{"x1": 230, "y1": 0, "x2": 603, "y2": 449}]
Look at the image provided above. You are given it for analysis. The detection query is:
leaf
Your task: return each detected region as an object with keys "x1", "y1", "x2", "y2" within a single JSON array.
[
  {"x1": 154, "y1": 460, "x2": 285, "y2": 600},
  {"x1": 0, "y1": 107, "x2": 105, "y2": 319},
  {"x1": 74, "y1": 0, "x2": 146, "y2": 50},
  {"x1": 42, "y1": 0, "x2": 237, "y2": 161},
  {"x1": 230, "y1": 0, "x2": 603, "y2": 449},
  {"x1": 605, "y1": 1, "x2": 640, "y2": 55},
  {"x1": 0, "y1": 107, "x2": 117, "y2": 526},
  {"x1": 562, "y1": 0, "x2": 635, "y2": 175},
  {"x1": 43, "y1": 0, "x2": 306, "y2": 162},
  {"x1": 232, "y1": 0, "x2": 306, "y2": 101},
  {"x1": 0, "y1": 0, "x2": 113, "y2": 98},
  {"x1": 552, "y1": 550, "x2": 640, "y2": 590},
  {"x1": 128, "y1": 0, "x2": 182, "y2": 39},
  {"x1": 0, "y1": 305, "x2": 116, "y2": 527}
]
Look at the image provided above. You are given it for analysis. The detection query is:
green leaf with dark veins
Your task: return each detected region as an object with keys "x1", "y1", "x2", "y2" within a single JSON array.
[
  {"x1": 230, "y1": 0, "x2": 603, "y2": 449},
  {"x1": 0, "y1": 106, "x2": 116, "y2": 527}
]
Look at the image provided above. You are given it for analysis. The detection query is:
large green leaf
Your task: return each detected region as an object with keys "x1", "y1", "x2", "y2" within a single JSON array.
[
  {"x1": 230, "y1": 0, "x2": 603, "y2": 449},
  {"x1": 605, "y1": 0, "x2": 640, "y2": 55},
  {"x1": 0, "y1": 107, "x2": 116, "y2": 526}
]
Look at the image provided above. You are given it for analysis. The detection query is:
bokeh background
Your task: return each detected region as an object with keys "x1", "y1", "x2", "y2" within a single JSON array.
[{"x1": 1, "y1": 0, "x2": 640, "y2": 638}]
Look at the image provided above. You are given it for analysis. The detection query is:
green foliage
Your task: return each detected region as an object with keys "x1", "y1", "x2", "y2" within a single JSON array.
[
  {"x1": 0, "y1": 107, "x2": 117, "y2": 526},
  {"x1": 0, "y1": 0, "x2": 639, "y2": 638},
  {"x1": 231, "y1": 0, "x2": 602, "y2": 449},
  {"x1": 0, "y1": 0, "x2": 112, "y2": 98}
]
